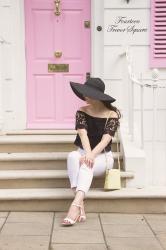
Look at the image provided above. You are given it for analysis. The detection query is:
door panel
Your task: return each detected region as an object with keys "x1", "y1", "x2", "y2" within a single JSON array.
[{"x1": 35, "y1": 76, "x2": 55, "y2": 119}]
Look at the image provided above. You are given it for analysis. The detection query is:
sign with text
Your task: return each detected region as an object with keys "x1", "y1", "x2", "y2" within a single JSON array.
[
  {"x1": 104, "y1": 9, "x2": 149, "y2": 45},
  {"x1": 48, "y1": 64, "x2": 69, "y2": 73}
]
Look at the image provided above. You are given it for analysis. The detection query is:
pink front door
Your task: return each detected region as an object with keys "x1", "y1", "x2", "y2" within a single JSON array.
[{"x1": 24, "y1": 0, "x2": 91, "y2": 129}]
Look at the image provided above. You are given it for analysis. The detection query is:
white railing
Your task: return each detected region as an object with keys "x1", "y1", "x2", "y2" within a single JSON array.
[{"x1": 125, "y1": 46, "x2": 166, "y2": 150}]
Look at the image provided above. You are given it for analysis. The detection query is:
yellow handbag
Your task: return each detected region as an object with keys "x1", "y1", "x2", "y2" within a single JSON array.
[
  {"x1": 103, "y1": 115, "x2": 121, "y2": 191},
  {"x1": 104, "y1": 168, "x2": 121, "y2": 190}
]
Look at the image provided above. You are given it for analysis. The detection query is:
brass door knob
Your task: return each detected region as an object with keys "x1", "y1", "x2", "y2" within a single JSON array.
[
  {"x1": 54, "y1": 51, "x2": 62, "y2": 58},
  {"x1": 97, "y1": 26, "x2": 102, "y2": 31}
]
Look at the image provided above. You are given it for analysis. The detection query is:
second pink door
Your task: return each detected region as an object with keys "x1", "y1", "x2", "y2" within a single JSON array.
[{"x1": 25, "y1": 0, "x2": 91, "y2": 129}]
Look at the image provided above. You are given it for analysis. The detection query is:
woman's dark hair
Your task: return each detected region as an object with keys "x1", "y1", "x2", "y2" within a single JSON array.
[{"x1": 102, "y1": 101, "x2": 121, "y2": 119}]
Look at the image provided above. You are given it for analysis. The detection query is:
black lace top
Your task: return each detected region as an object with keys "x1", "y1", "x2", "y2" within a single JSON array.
[{"x1": 74, "y1": 110, "x2": 120, "y2": 152}]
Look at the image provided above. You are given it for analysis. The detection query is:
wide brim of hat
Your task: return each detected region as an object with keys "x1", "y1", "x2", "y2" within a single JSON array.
[{"x1": 70, "y1": 82, "x2": 116, "y2": 103}]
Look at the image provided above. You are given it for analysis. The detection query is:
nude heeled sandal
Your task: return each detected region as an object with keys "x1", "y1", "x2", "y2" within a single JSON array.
[
  {"x1": 61, "y1": 203, "x2": 83, "y2": 226},
  {"x1": 79, "y1": 215, "x2": 86, "y2": 222}
]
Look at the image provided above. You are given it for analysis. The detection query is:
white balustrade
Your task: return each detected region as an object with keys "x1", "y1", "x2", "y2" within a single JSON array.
[{"x1": 125, "y1": 46, "x2": 166, "y2": 152}]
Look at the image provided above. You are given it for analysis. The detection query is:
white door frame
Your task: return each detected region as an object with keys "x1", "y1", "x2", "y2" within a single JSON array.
[{"x1": 91, "y1": 0, "x2": 104, "y2": 78}]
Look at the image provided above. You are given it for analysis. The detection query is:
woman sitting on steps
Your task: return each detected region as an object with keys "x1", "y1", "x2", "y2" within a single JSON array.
[{"x1": 61, "y1": 77, "x2": 121, "y2": 226}]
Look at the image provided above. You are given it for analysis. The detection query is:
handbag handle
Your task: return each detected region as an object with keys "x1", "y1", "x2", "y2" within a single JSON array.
[
  {"x1": 104, "y1": 112, "x2": 121, "y2": 171},
  {"x1": 116, "y1": 129, "x2": 121, "y2": 171}
]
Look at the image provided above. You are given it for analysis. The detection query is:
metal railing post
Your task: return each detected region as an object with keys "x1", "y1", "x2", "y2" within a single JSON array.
[
  {"x1": 130, "y1": 78, "x2": 134, "y2": 141},
  {"x1": 151, "y1": 69, "x2": 159, "y2": 185},
  {"x1": 126, "y1": 47, "x2": 134, "y2": 140},
  {"x1": 140, "y1": 74, "x2": 144, "y2": 149},
  {"x1": 152, "y1": 84, "x2": 158, "y2": 185}
]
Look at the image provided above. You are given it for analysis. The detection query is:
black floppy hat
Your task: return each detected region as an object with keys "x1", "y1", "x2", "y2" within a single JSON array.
[{"x1": 70, "y1": 78, "x2": 116, "y2": 103}]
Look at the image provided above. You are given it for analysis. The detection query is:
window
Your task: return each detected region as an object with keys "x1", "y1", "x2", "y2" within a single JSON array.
[{"x1": 150, "y1": 0, "x2": 166, "y2": 68}]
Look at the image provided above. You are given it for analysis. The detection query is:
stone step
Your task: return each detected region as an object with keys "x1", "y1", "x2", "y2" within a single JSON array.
[
  {"x1": 0, "y1": 152, "x2": 123, "y2": 170},
  {"x1": 2, "y1": 130, "x2": 76, "y2": 135},
  {"x1": 0, "y1": 169, "x2": 133, "y2": 189},
  {"x1": 0, "y1": 135, "x2": 76, "y2": 152},
  {"x1": 0, "y1": 134, "x2": 119, "y2": 152},
  {"x1": 0, "y1": 187, "x2": 165, "y2": 213}
]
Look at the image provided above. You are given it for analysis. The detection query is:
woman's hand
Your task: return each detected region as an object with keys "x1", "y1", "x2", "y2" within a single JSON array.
[
  {"x1": 79, "y1": 153, "x2": 95, "y2": 169},
  {"x1": 79, "y1": 155, "x2": 86, "y2": 166}
]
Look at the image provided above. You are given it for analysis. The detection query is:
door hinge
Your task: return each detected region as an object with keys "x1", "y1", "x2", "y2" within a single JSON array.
[{"x1": 86, "y1": 72, "x2": 91, "y2": 81}]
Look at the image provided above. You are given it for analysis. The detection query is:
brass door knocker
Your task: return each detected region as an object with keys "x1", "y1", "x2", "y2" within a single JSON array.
[
  {"x1": 54, "y1": 0, "x2": 61, "y2": 16},
  {"x1": 54, "y1": 51, "x2": 62, "y2": 58}
]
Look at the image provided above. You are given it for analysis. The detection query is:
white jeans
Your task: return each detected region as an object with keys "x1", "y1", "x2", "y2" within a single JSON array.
[{"x1": 67, "y1": 148, "x2": 114, "y2": 196}]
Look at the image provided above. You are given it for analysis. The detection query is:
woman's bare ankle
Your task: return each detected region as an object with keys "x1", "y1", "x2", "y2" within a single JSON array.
[{"x1": 72, "y1": 188, "x2": 76, "y2": 197}]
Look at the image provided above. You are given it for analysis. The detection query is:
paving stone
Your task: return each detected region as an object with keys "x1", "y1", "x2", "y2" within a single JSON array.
[
  {"x1": 54, "y1": 212, "x2": 66, "y2": 218},
  {"x1": 0, "y1": 213, "x2": 8, "y2": 218},
  {"x1": 144, "y1": 214, "x2": 166, "y2": 221},
  {"x1": 157, "y1": 235, "x2": 166, "y2": 249},
  {"x1": 54, "y1": 213, "x2": 101, "y2": 230},
  {"x1": 103, "y1": 224, "x2": 154, "y2": 238},
  {"x1": 7, "y1": 212, "x2": 53, "y2": 223},
  {"x1": 100, "y1": 213, "x2": 146, "y2": 225},
  {"x1": 52, "y1": 229, "x2": 105, "y2": 244},
  {"x1": 1, "y1": 222, "x2": 52, "y2": 236},
  {"x1": 0, "y1": 211, "x2": 165, "y2": 250},
  {"x1": 51, "y1": 244, "x2": 107, "y2": 250},
  {"x1": 106, "y1": 237, "x2": 163, "y2": 250},
  {"x1": 0, "y1": 235, "x2": 49, "y2": 250},
  {"x1": 0, "y1": 218, "x2": 6, "y2": 229},
  {"x1": 144, "y1": 214, "x2": 166, "y2": 234}
]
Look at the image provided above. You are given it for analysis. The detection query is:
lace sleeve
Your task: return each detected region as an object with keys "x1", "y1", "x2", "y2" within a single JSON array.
[
  {"x1": 103, "y1": 118, "x2": 120, "y2": 137},
  {"x1": 75, "y1": 111, "x2": 88, "y2": 130}
]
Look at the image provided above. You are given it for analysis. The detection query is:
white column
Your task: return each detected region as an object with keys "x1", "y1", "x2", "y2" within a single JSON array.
[
  {"x1": 1, "y1": 0, "x2": 27, "y2": 131},
  {"x1": 91, "y1": 0, "x2": 104, "y2": 78},
  {"x1": 0, "y1": 2, "x2": 5, "y2": 131},
  {"x1": 0, "y1": 41, "x2": 3, "y2": 130}
]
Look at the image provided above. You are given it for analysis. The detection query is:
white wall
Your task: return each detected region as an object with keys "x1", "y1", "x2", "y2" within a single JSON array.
[
  {"x1": 103, "y1": 0, "x2": 150, "y2": 113},
  {"x1": 103, "y1": 0, "x2": 166, "y2": 186},
  {"x1": 0, "y1": 0, "x2": 26, "y2": 131}
]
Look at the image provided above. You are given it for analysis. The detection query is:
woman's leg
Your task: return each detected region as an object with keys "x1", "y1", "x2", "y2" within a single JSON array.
[
  {"x1": 76, "y1": 150, "x2": 114, "y2": 194},
  {"x1": 72, "y1": 187, "x2": 76, "y2": 194},
  {"x1": 67, "y1": 150, "x2": 81, "y2": 189},
  {"x1": 72, "y1": 187, "x2": 86, "y2": 219},
  {"x1": 63, "y1": 150, "x2": 114, "y2": 223},
  {"x1": 68, "y1": 149, "x2": 88, "y2": 208},
  {"x1": 63, "y1": 190, "x2": 85, "y2": 224},
  {"x1": 63, "y1": 150, "x2": 86, "y2": 223}
]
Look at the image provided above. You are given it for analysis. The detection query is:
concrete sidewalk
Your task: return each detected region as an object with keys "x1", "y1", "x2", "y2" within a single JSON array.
[{"x1": 0, "y1": 212, "x2": 165, "y2": 250}]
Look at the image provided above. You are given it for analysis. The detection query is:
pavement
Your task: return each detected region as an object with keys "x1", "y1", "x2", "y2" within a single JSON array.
[{"x1": 0, "y1": 212, "x2": 165, "y2": 250}]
